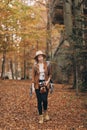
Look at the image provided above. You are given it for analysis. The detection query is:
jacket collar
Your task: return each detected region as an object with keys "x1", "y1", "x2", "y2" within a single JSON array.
[{"x1": 35, "y1": 61, "x2": 47, "y2": 71}]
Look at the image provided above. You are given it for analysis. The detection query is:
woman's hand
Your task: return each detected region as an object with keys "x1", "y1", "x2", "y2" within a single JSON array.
[
  {"x1": 32, "y1": 83, "x2": 35, "y2": 93},
  {"x1": 45, "y1": 80, "x2": 49, "y2": 86},
  {"x1": 45, "y1": 78, "x2": 50, "y2": 86}
]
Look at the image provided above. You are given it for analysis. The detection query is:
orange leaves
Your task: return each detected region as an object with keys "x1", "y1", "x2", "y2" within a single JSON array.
[
  {"x1": 0, "y1": 80, "x2": 87, "y2": 130},
  {"x1": 0, "y1": 80, "x2": 87, "y2": 129}
]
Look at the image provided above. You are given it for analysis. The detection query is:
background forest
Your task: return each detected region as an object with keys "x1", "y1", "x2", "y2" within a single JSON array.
[
  {"x1": 0, "y1": 1, "x2": 87, "y2": 130},
  {"x1": 0, "y1": 0, "x2": 87, "y2": 92}
]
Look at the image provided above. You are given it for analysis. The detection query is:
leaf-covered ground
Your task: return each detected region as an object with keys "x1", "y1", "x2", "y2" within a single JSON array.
[{"x1": 0, "y1": 80, "x2": 87, "y2": 130}]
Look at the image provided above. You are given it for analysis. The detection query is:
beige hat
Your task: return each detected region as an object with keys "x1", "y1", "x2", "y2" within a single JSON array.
[{"x1": 34, "y1": 50, "x2": 46, "y2": 59}]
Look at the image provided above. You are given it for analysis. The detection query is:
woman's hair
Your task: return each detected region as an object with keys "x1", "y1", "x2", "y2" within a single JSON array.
[
  {"x1": 35, "y1": 55, "x2": 45, "y2": 63},
  {"x1": 35, "y1": 57, "x2": 38, "y2": 63}
]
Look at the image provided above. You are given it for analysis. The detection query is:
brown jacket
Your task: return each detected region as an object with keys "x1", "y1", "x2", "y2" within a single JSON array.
[{"x1": 32, "y1": 61, "x2": 52, "y2": 89}]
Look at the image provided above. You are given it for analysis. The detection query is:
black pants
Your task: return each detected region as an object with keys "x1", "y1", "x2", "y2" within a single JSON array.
[{"x1": 35, "y1": 88, "x2": 49, "y2": 115}]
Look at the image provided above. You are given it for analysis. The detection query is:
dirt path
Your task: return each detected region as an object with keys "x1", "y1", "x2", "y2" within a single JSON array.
[{"x1": 0, "y1": 80, "x2": 87, "y2": 130}]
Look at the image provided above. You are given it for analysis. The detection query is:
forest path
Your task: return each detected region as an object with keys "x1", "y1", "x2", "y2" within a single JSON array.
[{"x1": 0, "y1": 80, "x2": 87, "y2": 130}]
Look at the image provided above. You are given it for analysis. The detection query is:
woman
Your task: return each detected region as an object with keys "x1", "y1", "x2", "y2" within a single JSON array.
[{"x1": 32, "y1": 50, "x2": 52, "y2": 124}]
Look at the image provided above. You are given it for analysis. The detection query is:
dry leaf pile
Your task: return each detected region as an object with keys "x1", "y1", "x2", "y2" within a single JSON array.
[{"x1": 0, "y1": 80, "x2": 87, "y2": 130}]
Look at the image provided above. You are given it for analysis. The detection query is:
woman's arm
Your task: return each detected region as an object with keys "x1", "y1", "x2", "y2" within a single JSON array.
[
  {"x1": 45, "y1": 62, "x2": 52, "y2": 86},
  {"x1": 32, "y1": 65, "x2": 35, "y2": 83},
  {"x1": 31, "y1": 65, "x2": 35, "y2": 92},
  {"x1": 48, "y1": 62, "x2": 52, "y2": 79}
]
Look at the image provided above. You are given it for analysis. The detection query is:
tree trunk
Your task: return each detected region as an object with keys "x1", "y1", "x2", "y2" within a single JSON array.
[
  {"x1": 63, "y1": 0, "x2": 72, "y2": 37},
  {"x1": 24, "y1": 59, "x2": 26, "y2": 79},
  {"x1": 73, "y1": 0, "x2": 82, "y2": 91},
  {"x1": 1, "y1": 51, "x2": 6, "y2": 79},
  {"x1": 15, "y1": 61, "x2": 18, "y2": 80},
  {"x1": 63, "y1": 0, "x2": 78, "y2": 88},
  {"x1": 46, "y1": 0, "x2": 52, "y2": 60},
  {"x1": 10, "y1": 60, "x2": 14, "y2": 79},
  {"x1": 23, "y1": 42, "x2": 26, "y2": 80}
]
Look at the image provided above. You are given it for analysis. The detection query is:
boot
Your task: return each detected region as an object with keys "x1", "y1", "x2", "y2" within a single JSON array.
[
  {"x1": 44, "y1": 111, "x2": 50, "y2": 121},
  {"x1": 39, "y1": 115, "x2": 43, "y2": 124}
]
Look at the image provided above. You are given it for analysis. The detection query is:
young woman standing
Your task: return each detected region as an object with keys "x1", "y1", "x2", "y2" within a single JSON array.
[{"x1": 32, "y1": 50, "x2": 52, "y2": 124}]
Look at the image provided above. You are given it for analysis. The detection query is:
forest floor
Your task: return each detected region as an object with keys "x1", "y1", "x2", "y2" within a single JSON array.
[{"x1": 0, "y1": 80, "x2": 87, "y2": 130}]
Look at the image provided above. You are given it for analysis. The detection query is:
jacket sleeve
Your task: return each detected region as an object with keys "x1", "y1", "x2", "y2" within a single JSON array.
[
  {"x1": 47, "y1": 62, "x2": 52, "y2": 79},
  {"x1": 32, "y1": 65, "x2": 35, "y2": 83}
]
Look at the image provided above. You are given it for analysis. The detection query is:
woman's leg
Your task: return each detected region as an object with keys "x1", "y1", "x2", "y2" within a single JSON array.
[
  {"x1": 35, "y1": 89, "x2": 42, "y2": 115},
  {"x1": 35, "y1": 89, "x2": 44, "y2": 123},
  {"x1": 42, "y1": 90, "x2": 50, "y2": 121},
  {"x1": 41, "y1": 89, "x2": 49, "y2": 111}
]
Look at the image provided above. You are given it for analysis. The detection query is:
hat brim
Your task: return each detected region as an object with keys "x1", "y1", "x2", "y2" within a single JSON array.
[{"x1": 34, "y1": 54, "x2": 46, "y2": 60}]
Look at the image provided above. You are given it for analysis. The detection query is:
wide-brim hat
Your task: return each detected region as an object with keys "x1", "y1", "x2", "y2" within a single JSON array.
[{"x1": 34, "y1": 50, "x2": 46, "y2": 60}]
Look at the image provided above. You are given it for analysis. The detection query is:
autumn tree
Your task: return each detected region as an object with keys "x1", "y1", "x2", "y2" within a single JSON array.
[{"x1": 0, "y1": 0, "x2": 48, "y2": 79}]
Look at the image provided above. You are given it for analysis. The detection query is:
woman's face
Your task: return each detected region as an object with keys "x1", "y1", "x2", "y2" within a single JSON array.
[{"x1": 37, "y1": 54, "x2": 44, "y2": 62}]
